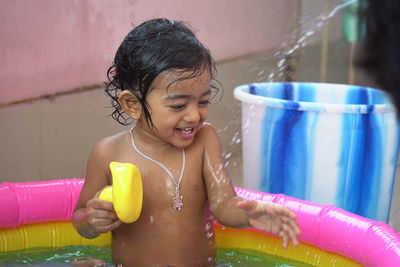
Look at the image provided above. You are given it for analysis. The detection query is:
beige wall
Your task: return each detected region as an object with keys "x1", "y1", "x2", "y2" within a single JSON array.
[
  {"x1": 0, "y1": 52, "x2": 282, "y2": 185},
  {"x1": 0, "y1": 0, "x2": 296, "y2": 105}
]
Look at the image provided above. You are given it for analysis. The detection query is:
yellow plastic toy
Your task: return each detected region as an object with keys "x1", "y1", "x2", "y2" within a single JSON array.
[{"x1": 99, "y1": 162, "x2": 143, "y2": 223}]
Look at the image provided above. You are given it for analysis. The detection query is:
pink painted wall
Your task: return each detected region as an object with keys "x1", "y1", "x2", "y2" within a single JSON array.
[{"x1": 0, "y1": 0, "x2": 295, "y2": 105}]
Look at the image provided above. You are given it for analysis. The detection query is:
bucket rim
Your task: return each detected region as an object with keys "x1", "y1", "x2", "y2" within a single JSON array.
[{"x1": 233, "y1": 82, "x2": 396, "y2": 114}]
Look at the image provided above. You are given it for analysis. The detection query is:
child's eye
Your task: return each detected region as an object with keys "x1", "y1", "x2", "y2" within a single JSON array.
[
  {"x1": 170, "y1": 104, "x2": 186, "y2": 110},
  {"x1": 199, "y1": 100, "x2": 211, "y2": 106}
]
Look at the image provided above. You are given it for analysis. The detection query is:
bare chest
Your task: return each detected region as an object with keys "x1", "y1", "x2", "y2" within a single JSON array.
[{"x1": 139, "y1": 155, "x2": 206, "y2": 211}]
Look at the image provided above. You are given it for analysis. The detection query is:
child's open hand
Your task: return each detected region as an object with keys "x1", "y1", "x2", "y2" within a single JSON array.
[
  {"x1": 84, "y1": 189, "x2": 123, "y2": 235},
  {"x1": 237, "y1": 200, "x2": 301, "y2": 248}
]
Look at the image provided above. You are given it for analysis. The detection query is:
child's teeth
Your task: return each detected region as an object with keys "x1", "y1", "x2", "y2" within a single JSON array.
[{"x1": 182, "y1": 128, "x2": 192, "y2": 133}]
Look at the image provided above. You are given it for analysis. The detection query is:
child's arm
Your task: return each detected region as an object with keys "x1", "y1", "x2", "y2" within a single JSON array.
[
  {"x1": 72, "y1": 139, "x2": 122, "y2": 238},
  {"x1": 200, "y1": 124, "x2": 300, "y2": 247}
]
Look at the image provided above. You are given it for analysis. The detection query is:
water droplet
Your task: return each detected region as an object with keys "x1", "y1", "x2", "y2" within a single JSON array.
[
  {"x1": 230, "y1": 132, "x2": 241, "y2": 145},
  {"x1": 277, "y1": 59, "x2": 285, "y2": 68},
  {"x1": 224, "y1": 152, "x2": 232, "y2": 160}
]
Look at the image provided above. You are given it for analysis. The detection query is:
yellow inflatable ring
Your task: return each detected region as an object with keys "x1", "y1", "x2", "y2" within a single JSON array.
[{"x1": 99, "y1": 162, "x2": 143, "y2": 223}]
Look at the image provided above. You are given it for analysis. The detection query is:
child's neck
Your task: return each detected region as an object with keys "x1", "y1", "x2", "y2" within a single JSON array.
[{"x1": 130, "y1": 125, "x2": 181, "y2": 155}]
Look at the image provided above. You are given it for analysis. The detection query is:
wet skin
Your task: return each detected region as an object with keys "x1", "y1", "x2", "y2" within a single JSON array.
[{"x1": 72, "y1": 70, "x2": 300, "y2": 266}]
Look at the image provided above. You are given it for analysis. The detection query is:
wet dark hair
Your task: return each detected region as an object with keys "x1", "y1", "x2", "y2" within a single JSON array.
[
  {"x1": 105, "y1": 18, "x2": 220, "y2": 128},
  {"x1": 355, "y1": 0, "x2": 400, "y2": 114}
]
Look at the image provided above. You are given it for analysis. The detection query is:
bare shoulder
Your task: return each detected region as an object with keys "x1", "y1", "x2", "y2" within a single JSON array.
[
  {"x1": 192, "y1": 123, "x2": 223, "y2": 158},
  {"x1": 89, "y1": 131, "x2": 128, "y2": 161},
  {"x1": 85, "y1": 131, "x2": 129, "y2": 184},
  {"x1": 196, "y1": 123, "x2": 220, "y2": 143}
]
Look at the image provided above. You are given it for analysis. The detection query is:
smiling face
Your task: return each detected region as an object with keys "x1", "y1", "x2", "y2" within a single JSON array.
[{"x1": 137, "y1": 69, "x2": 212, "y2": 149}]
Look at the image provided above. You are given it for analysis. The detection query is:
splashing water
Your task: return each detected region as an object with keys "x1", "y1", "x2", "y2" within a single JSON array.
[
  {"x1": 229, "y1": 0, "x2": 359, "y2": 156},
  {"x1": 256, "y1": 0, "x2": 357, "y2": 84}
]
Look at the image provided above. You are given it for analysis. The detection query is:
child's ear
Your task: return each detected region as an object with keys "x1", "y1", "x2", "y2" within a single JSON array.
[{"x1": 118, "y1": 91, "x2": 142, "y2": 120}]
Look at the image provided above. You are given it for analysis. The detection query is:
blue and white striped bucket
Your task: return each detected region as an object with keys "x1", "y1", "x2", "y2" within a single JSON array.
[{"x1": 234, "y1": 82, "x2": 400, "y2": 222}]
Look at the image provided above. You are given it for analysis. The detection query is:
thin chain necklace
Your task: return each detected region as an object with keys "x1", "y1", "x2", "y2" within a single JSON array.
[{"x1": 129, "y1": 127, "x2": 185, "y2": 210}]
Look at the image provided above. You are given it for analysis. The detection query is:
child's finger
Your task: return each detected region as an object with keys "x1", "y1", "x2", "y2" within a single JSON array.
[
  {"x1": 286, "y1": 224, "x2": 300, "y2": 247},
  {"x1": 87, "y1": 198, "x2": 114, "y2": 211},
  {"x1": 283, "y1": 208, "x2": 297, "y2": 220},
  {"x1": 291, "y1": 233, "x2": 300, "y2": 247},
  {"x1": 279, "y1": 230, "x2": 289, "y2": 248},
  {"x1": 281, "y1": 216, "x2": 301, "y2": 236},
  {"x1": 95, "y1": 208, "x2": 119, "y2": 220},
  {"x1": 271, "y1": 204, "x2": 296, "y2": 219},
  {"x1": 290, "y1": 219, "x2": 301, "y2": 236},
  {"x1": 96, "y1": 219, "x2": 122, "y2": 233},
  {"x1": 109, "y1": 218, "x2": 123, "y2": 230},
  {"x1": 282, "y1": 222, "x2": 300, "y2": 247},
  {"x1": 265, "y1": 202, "x2": 287, "y2": 217}
]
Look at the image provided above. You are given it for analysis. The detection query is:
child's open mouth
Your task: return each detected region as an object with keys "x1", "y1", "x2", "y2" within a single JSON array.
[{"x1": 176, "y1": 127, "x2": 196, "y2": 138}]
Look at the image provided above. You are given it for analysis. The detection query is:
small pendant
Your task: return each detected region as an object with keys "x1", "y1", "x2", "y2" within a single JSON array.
[{"x1": 173, "y1": 189, "x2": 183, "y2": 210}]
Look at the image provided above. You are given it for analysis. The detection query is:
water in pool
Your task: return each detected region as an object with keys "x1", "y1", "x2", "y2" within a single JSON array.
[{"x1": 0, "y1": 246, "x2": 312, "y2": 267}]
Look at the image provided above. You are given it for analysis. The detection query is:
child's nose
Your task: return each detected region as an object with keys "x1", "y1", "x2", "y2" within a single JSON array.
[{"x1": 184, "y1": 106, "x2": 201, "y2": 123}]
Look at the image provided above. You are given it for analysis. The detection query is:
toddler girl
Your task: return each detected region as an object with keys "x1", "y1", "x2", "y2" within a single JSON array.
[{"x1": 72, "y1": 18, "x2": 300, "y2": 267}]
